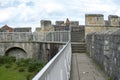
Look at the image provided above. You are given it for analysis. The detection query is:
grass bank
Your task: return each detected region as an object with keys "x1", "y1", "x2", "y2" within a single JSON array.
[{"x1": 0, "y1": 56, "x2": 45, "y2": 80}]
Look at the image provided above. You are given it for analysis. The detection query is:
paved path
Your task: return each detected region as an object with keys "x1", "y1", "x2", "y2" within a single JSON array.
[{"x1": 70, "y1": 53, "x2": 108, "y2": 80}]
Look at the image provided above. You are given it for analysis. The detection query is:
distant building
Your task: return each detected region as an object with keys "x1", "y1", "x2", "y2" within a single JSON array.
[
  {"x1": 53, "y1": 21, "x2": 65, "y2": 31},
  {"x1": 54, "y1": 25, "x2": 66, "y2": 31},
  {"x1": 35, "y1": 27, "x2": 41, "y2": 32},
  {"x1": 54, "y1": 18, "x2": 71, "y2": 31},
  {"x1": 1, "y1": 25, "x2": 14, "y2": 32},
  {"x1": 55, "y1": 21, "x2": 65, "y2": 26},
  {"x1": 40, "y1": 20, "x2": 54, "y2": 32},
  {"x1": 14, "y1": 27, "x2": 31, "y2": 32}
]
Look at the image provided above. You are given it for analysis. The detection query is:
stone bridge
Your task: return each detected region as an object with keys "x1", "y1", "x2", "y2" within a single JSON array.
[
  {"x1": 0, "y1": 31, "x2": 70, "y2": 61},
  {"x1": 0, "y1": 42, "x2": 39, "y2": 59}
]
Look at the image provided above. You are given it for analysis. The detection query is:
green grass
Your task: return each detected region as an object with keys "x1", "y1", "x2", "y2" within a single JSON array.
[
  {"x1": 108, "y1": 77, "x2": 113, "y2": 80},
  {"x1": 0, "y1": 63, "x2": 37, "y2": 80},
  {"x1": 0, "y1": 66, "x2": 26, "y2": 80},
  {"x1": 0, "y1": 56, "x2": 45, "y2": 80}
]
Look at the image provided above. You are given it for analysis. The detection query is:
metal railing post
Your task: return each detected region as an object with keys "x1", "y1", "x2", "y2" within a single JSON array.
[{"x1": 32, "y1": 41, "x2": 71, "y2": 80}]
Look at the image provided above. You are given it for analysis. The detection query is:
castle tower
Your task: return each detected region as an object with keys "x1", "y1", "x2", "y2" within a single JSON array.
[
  {"x1": 40, "y1": 20, "x2": 54, "y2": 31},
  {"x1": 85, "y1": 14, "x2": 105, "y2": 35},
  {"x1": 85, "y1": 14, "x2": 104, "y2": 26},
  {"x1": 108, "y1": 15, "x2": 120, "y2": 27}
]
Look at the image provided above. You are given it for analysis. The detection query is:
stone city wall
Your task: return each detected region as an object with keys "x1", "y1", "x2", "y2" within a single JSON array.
[
  {"x1": 85, "y1": 14, "x2": 120, "y2": 36},
  {"x1": 85, "y1": 27, "x2": 119, "y2": 36},
  {"x1": 0, "y1": 32, "x2": 43, "y2": 42},
  {"x1": 86, "y1": 29, "x2": 120, "y2": 80}
]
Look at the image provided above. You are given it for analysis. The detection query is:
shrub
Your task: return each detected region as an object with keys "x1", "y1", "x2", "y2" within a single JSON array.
[
  {"x1": 16, "y1": 59, "x2": 27, "y2": 67},
  {"x1": 0, "y1": 56, "x2": 4, "y2": 64},
  {"x1": 18, "y1": 67, "x2": 25, "y2": 72},
  {"x1": 0, "y1": 56, "x2": 16, "y2": 64},
  {"x1": 27, "y1": 60, "x2": 45, "y2": 72},
  {"x1": 28, "y1": 62, "x2": 37, "y2": 72},
  {"x1": 16, "y1": 58, "x2": 32, "y2": 67},
  {"x1": 26, "y1": 73, "x2": 32, "y2": 80},
  {"x1": 5, "y1": 64, "x2": 11, "y2": 68},
  {"x1": 16, "y1": 62, "x2": 26, "y2": 67},
  {"x1": 8, "y1": 56, "x2": 16, "y2": 63}
]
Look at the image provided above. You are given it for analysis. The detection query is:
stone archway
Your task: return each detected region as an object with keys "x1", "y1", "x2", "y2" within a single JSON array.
[{"x1": 5, "y1": 47, "x2": 27, "y2": 59}]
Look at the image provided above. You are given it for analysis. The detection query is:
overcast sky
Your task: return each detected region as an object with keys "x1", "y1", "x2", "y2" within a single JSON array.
[{"x1": 0, "y1": 0, "x2": 120, "y2": 30}]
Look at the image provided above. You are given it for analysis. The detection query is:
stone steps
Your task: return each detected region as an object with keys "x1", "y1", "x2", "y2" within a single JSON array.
[
  {"x1": 71, "y1": 30, "x2": 85, "y2": 53},
  {"x1": 72, "y1": 43, "x2": 86, "y2": 53},
  {"x1": 71, "y1": 32, "x2": 85, "y2": 42}
]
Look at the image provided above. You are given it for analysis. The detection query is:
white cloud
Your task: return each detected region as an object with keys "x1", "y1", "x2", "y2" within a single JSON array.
[
  {"x1": 0, "y1": 0, "x2": 120, "y2": 30},
  {"x1": 44, "y1": 2, "x2": 64, "y2": 13},
  {"x1": 0, "y1": 7, "x2": 16, "y2": 22}
]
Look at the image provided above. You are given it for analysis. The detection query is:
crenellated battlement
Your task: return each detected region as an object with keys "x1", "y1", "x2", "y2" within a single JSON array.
[
  {"x1": 85, "y1": 14, "x2": 120, "y2": 27},
  {"x1": 85, "y1": 14, "x2": 104, "y2": 26}
]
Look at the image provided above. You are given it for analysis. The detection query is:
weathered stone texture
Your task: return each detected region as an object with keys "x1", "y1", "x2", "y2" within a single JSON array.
[
  {"x1": 85, "y1": 27, "x2": 120, "y2": 36},
  {"x1": 40, "y1": 20, "x2": 54, "y2": 31},
  {"x1": 0, "y1": 32, "x2": 66, "y2": 62},
  {"x1": 0, "y1": 42, "x2": 36, "y2": 59},
  {"x1": 55, "y1": 21, "x2": 64, "y2": 26},
  {"x1": 14, "y1": 27, "x2": 31, "y2": 32},
  {"x1": 86, "y1": 29, "x2": 120, "y2": 80},
  {"x1": 108, "y1": 15, "x2": 120, "y2": 26},
  {"x1": 70, "y1": 21, "x2": 79, "y2": 26},
  {"x1": 85, "y1": 14, "x2": 104, "y2": 26},
  {"x1": 54, "y1": 25, "x2": 66, "y2": 31},
  {"x1": 85, "y1": 14, "x2": 120, "y2": 36}
]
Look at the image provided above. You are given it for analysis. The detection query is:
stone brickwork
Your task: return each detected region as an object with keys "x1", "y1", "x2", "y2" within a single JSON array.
[
  {"x1": 40, "y1": 20, "x2": 54, "y2": 31},
  {"x1": 0, "y1": 31, "x2": 68, "y2": 62},
  {"x1": 108, "y1": 15, "x2": 120, "y2": 27},
  {"x1": 85, "y1": 14, "x2": 104, "y2": 26},
  {"x1": 70, "y1": 21, "x2": 79, "y2": 26},
  {"x1": 54, "y1": 21, "x2": 65, "y2": 31},
  {"x1": 14, "y1": 27, "x2": 31, "y2": 32},
  {"x1": 0, "y1": 32, "x2": 43, "y2": 42},
  {"x1": 54, "y1": 20, "x2": 80, "y2": 31},
  {"x1": 55, "y1": 21, "x2": 64, "y2": 26},
  {"x1": 86, "y1": 29, "x2": 120, "y2": 80},
  {"x1": 35, "y1": 27, "x2": 41, "y2": 32},
  {"x1": 0, "y1": 42, "x2": 40, "y2": 59},
  {"x1": 85, "y1": 14, "x2": 120, "y2": 36}
]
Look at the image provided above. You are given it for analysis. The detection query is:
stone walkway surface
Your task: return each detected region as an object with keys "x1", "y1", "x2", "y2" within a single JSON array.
[{"x1": 70, "y1": 53, "x2": 107, "y2": 80}]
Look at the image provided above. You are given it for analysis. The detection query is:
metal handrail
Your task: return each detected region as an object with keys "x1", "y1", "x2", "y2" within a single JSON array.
[{"x1": 32, "y1": 41, "x2": 71, "y2": 80}]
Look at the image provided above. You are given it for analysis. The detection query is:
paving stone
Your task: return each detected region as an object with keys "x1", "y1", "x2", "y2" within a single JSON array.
[{"x1": 70, "y1": 53, "x2": 107, "y2": 80}]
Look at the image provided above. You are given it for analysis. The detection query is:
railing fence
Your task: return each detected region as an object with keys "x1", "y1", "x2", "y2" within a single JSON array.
[{"x1": 32, "y1": 41, "x2": 71, "y2": 80}]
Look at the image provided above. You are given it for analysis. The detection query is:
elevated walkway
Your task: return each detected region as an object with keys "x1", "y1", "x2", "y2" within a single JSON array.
[
  {"x1": 70, "y1": 30, "x2": 107, "y2": 80},
  {"x1": 70, "y1": 53, "x2": 107, "y2": 80},
  {"x1": 32, "y1": 30, "x2": 108, "y2": 80}
]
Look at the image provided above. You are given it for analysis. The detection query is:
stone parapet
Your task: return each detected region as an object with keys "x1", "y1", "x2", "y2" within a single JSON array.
[
  {"x1": 108, "y1": 15, "x2": 120, "y2": 26},
  {"x1": 85, "y1": 14, "x2": 104, "y2": 25},
  {"x1": 55, "y1": 21, "x2": 64, "y2": 26},
  {"x1": 85, "y1": 14, "x2": 120, "y2": 28},
  {"x1": 70, "y1": 21, "x2": 79, "y2": 26},
  {"x1": 86, "y1": 29, "x2": 120, "y2": 80}
]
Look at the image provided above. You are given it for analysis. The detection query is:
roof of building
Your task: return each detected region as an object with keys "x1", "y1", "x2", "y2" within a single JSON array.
[{"x1": 1, "y1": 25, "x2": 14, "y2": 32}]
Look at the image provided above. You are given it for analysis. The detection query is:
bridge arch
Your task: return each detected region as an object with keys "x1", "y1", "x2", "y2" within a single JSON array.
[{"x1": 5, "y1": 47, "x2": 27, "y2": 59}]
